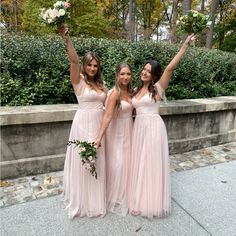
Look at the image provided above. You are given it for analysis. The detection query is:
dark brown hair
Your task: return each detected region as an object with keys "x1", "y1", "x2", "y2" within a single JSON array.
[
  {"x1": 81, "y1": 52, "x2": 105, "y2": 91},
  {"x1": 134, "y1": 60, "x2": 162, "y2": 101}
]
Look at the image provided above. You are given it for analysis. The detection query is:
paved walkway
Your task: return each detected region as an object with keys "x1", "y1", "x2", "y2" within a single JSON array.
[
  {"x1": 0, "y1": 142, "x2": 236, "y2": 235},
  {"x1": 1, "y1": 142, "x2": 235, "y2": 208}
]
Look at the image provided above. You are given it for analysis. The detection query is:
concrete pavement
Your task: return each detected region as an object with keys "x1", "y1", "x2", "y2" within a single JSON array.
[{"x1": 1, "y1": 160, "x2": 236, "y2": 236}]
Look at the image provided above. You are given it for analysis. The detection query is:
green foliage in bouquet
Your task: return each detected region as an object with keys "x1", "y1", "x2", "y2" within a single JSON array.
[
  {"x1": 178, "y1": 10, "x2": 209, "y2": 34},
  {"x1": 67, "y1": 140, "x2": 98, "y2": 179}
]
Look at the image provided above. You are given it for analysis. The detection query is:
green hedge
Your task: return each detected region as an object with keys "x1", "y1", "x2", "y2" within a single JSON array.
[{"x1": 1, "y1": 34, "x2": 236, "y2": 106}]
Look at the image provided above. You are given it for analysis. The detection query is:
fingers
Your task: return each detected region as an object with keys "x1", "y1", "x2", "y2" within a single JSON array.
[
  {"x1": 190, "y1": 35, "x2": 197, "y2": 42},
  {"x1": 94, "y1": 142, "x2": 101, "y2": 149},
  {"x1": 58, "y1": 24, "x2": 69, "y2": 37}
]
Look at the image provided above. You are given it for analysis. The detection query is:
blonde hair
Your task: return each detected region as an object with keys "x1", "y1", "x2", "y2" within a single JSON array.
[{"x1": 114, "y1": 63, "x2": 133, "y2": 113}]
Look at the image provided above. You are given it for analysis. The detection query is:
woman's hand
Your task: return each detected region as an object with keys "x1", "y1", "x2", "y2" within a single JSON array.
[
  {"x1": 58, "y1": 24, "x2": 69, "y2": 40},
  {"x1": 184, "y1": 33, "x2": 197, "y2": 46},
  {"x1": 94, "y1": 140, "x2": 102, "y2": 149}
]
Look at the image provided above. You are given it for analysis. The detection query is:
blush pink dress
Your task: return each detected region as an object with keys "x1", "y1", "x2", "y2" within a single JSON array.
[
  {"x1": 129, "y1": 82, "x2": 170, "y2": 218},
  {"x1": 105, "y1": 89, "x2": 133, "y2": 216},
  {"x1": 63, "y1": 78, "x2": 106, "y2": 219}
]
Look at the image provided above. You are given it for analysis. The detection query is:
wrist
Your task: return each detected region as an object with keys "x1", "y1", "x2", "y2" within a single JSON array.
[
  {"x1": 183, "y1": 41, "x2": 190, "y2": 48},
  {"x1": 63, "y1": 35, "x2": 70, "y2": 43}
]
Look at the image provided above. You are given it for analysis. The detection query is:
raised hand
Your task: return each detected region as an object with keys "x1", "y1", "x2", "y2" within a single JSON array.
[
  {"x1": 58, "y1": 24, "x2": 69, "y2": 40},
  {"x1": 184, "y1": 33, "x2": 197, "y2": 46}
]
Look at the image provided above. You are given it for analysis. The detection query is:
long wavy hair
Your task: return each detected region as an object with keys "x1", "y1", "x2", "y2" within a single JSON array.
[
  {"x1": 134, "y1": 60, "x2": 163, "y2": 101},
  {"x1": 81, "y1": 52, "x2": 105, "y2": 91},
  {"x1": 114, "y1": 63, "x2": 133, "y2": 112}
]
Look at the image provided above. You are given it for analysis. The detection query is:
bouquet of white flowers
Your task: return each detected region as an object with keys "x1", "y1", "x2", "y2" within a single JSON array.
[
  {"x1": 67, "y1": 140, "x2": 98, "y2": 179},
  {"x1": 40, "y1": 1, "x2": 71, "y2": 27},
  {"x1": 178, "y1": 10, "x2": 210, "y2": 34}
]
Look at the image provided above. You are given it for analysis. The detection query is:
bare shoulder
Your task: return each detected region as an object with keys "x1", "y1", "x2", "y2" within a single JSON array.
[{"x1": 108, "y1": 87, "x2": 119, "y2": 100}]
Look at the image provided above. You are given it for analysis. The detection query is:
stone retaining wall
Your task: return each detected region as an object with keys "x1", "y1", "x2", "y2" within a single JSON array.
[{"x1": 1, "y1": 96, "x2": 235, "y2": 179}]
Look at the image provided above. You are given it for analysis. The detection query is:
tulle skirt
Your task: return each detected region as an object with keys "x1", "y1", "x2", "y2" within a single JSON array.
[
  {"x1": 105, "y1": 116, "x2": 133, "y2": 216},
  {"x1": 129, "y1": 114, "x2": 171, "y2": 218},
  {"x1": 63, "y1": 109, "x2": 106, "y2": 218}
]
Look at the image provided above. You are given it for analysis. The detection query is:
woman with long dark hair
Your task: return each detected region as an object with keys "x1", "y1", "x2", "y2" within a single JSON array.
[{"x1": 129, "y1": 34, "x2": 196, "y2": 218}]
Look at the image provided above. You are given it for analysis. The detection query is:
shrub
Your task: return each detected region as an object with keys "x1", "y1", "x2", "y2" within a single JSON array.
[{"x1": 1, "y1": 34, "x2": 236, "y2": 105}]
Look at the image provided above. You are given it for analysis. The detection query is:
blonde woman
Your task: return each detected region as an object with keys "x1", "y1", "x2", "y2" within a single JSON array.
[{"x1": 95, "y1": 63, "x2": 133, "y2": 215}]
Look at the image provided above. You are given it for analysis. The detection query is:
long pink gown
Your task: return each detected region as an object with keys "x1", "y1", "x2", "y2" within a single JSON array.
[
  {"x1": 105, "y1": 89, "x2": 133, "y2": 216},
  {"x1": 63, "y1": 78, "x2": 106, "y2": 219},
  {"x1": 129, "y1": 82, "x2": 170, "y2": 218}
]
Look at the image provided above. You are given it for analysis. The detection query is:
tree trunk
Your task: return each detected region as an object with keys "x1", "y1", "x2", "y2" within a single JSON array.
[
  {"x1": 206, "y1": 0, "x2": 219, "y2": 49},
  {"x1": 182, "y1": 0, "x2": 192, "y2": 15},
  {"x1": 200, "y1": 0, "x2": 205, "y2": 13},
  {"x1": 218, "y1": 0, "x2": 225, "y2": 49},
  {"x1": 170, "y1": 0, "x2": 178, "y2": 42},
  {"x1": 13, "y1": 0, "x2": 18, "y2": 33},
  {"x1": 128, "y1": 0, "x2": 135, "y2": 40}
]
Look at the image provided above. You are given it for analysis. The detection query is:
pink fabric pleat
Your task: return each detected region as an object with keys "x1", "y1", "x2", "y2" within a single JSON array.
[
  {"x1": 129, "y1": 82, "x2": 171, "y2": 219},
  {"x1": 105, "y1": 95, "x2": 133, "y2": 216}
]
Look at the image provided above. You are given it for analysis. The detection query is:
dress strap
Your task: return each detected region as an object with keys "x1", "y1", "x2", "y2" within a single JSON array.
[{"x1": 74, "y1": 74, "x2": 87, "y2": 96}]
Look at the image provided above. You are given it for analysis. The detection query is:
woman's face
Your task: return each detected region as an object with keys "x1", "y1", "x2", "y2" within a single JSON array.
[
  {"x1": 84, "y1": 59, "x2": 99, "y2": 78},
  {"x1": 117, "y1": 66, "x2": 132, "y2": 86},
  {"x1": 141, "y1": 63, "x2": 152, "y2": 83}
]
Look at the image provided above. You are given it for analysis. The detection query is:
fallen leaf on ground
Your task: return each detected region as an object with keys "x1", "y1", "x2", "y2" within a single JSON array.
[
  {"x1": 0, "y1": 180, "x2": 13, "y2": 187},
  {"x1": 47, "y1": 177, "x2": 52, "y2": 183}
]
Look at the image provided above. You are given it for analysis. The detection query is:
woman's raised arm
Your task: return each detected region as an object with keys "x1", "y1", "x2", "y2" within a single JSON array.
[
  {"x1": 158, "y1": 34, "x2": 196, "y2": 91},
  {"x1": 59, "y1": 25, "x2": 81, "y2": 89}
]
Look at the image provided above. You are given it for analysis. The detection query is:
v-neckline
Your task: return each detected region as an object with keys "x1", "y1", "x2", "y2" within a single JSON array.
[
  {"x1": 121, "y1": 99, "x2": 132, "y2": 105},
  {"x1": 134, "y1": 93, "x2": 149, "y2": 101},
  {"x1": 86, "y1": 87, "x2": 104, "y2": 95}
]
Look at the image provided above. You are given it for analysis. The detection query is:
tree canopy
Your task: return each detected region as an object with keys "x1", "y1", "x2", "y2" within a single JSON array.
[{"x1": 1, "y1": 0, "x2": 235, "y2": 52}]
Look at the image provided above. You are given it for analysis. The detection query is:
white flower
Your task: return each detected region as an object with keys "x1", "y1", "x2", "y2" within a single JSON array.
[
  {"x1": 54, "y1": 1, "x2": 64, "y2": 8},
  {"x1": 46, "y1": 8, "x2": 55, "y2": 19},
  {"x1": 88, "y1": 156, "x2": 93, "y2": 161},
  {"x1": 193, "y1": 13, "x2": 198, "y2": 17},
  {"x1": 47, "y1": 18, "x2": 53, "y2": 24},
  {"x1": 79, "y1": 147, "x2": 86, "y2": 152},
  {"x1": 176, "y1": 20, "x2": 180, "y2": 25},
  {"x1": 52, "y1": 8, "x2": 60, "y2": 18},
  {"x1": 59, "y1": 9, "x2": 66, "y2": 16}
]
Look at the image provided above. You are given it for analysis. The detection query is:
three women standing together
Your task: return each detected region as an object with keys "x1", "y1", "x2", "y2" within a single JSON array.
[{"x1": 60, "y1": 25, "x2": 195, "y2": 219}]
